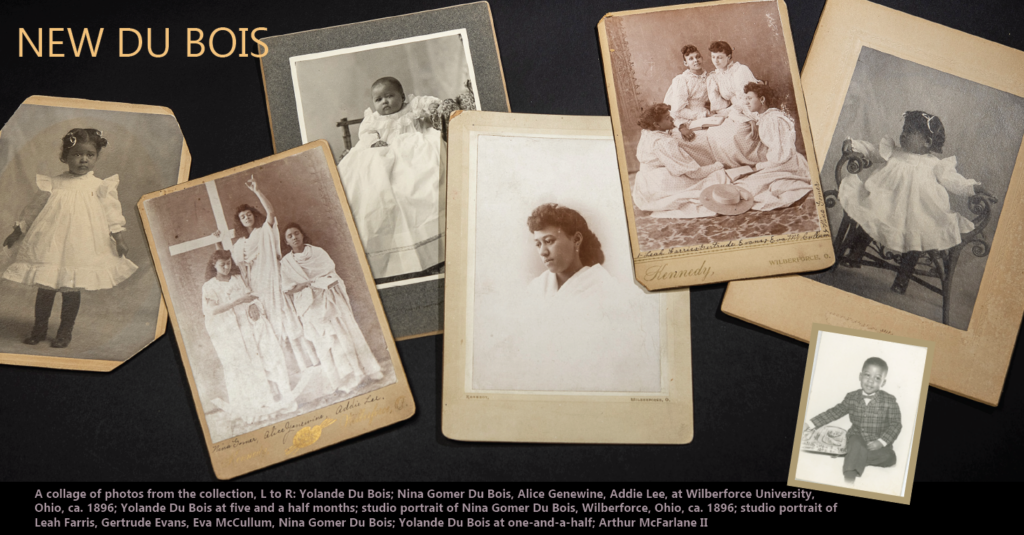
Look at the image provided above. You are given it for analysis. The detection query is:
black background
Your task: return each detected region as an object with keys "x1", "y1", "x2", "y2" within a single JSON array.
[{"x1": 1, "y1": 0, "x2": 1021, "y2": 491}]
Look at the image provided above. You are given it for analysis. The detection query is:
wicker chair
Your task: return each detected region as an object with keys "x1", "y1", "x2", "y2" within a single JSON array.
[{"x1": 823, "y1": 142, "x2": 998, "y2": 326}]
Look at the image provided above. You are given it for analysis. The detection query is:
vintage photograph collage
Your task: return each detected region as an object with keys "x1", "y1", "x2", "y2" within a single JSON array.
[{"x1": 2, "y1": 0, "x2": 1022, "y2": 501}]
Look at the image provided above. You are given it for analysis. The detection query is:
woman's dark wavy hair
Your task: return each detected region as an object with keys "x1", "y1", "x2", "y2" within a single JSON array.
[
  {"x1": 708, "y1": 41, "x2": 733, "y2": 57},
  {"x1": 902, "y1": 110, "x2": 945, "y2": 153},
  {"x1": 282, "y1": 222, "x2": 311, "y2": 255},
  {"x1": 234, "y1": 204, "x2": 267, "y2": 237},
  {"x1": 743, "y1": 81, "x2": 778, "y2": 109},
  {"x1": 60, "y1": 128, "x2": 108, "y2": 163},
  {"x1": 527, "y1": 203, "x2": 604, "y2": 267},
  {"x1": 637, "y1": 103, "x2": 672, "y2": 131},
  {"x1": 206, "y1": 249, "x2": 242, "y2": 280},
  {"x1": 680, "y1": 44, "x2": 700, "y2": 58}
]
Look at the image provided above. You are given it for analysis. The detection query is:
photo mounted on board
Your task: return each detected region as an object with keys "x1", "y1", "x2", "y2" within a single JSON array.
[{"x1": 0, "y1": 96, "x2": 189, "y2": 372}]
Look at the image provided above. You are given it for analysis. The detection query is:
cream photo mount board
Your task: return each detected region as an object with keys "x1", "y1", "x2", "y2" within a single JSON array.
[
  {"x1": 597, "y1": 0, "x2": 833, "y2": 290},
  {"x1": 0, "y1": 96, "x2": 190, "y2": 372},
  {"x1": 442, "y1": 111, "x2": 693, "y2": 444},
  {"x1": 722, "y1": 0, "x2": 1024, "y2": 406},
  {"x1": 259, "y1": 1, "x2": 511, "y2": 340},
  {"x1": 139, "y1": 141, "x2": 414, "y2": 479}
]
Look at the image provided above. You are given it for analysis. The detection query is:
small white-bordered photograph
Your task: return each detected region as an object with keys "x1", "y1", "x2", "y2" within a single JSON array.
[
  {"x1": 442, "y1": 112, "x2": 692, "y2": 445},
  {"x1": 788, "y1": 324, "x2": 933, "y2": 505},
  {"x1": 289, "y1": 29, "x2": 480, "y2": 288},
  {"x1": 0, "y1": 96, "x2": 189, "y2": 371},
  {"x1": 140, "y1": 142, "x2": 413, "y2": 478}
]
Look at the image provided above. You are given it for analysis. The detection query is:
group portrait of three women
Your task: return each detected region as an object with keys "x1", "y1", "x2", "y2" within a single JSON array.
[{"x1": 200, "y1": 177, "x2": 386, "y2": 429}]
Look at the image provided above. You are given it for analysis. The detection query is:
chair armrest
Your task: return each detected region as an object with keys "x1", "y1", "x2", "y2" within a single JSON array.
[{"x1": 825, "y1": 142, "x2": 873, "y2": 208}]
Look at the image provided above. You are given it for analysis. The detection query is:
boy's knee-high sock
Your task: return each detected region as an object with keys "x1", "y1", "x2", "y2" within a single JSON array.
[
  {"x1": 55, "y1": 291, "x2": 81, "y2": 339},
  {"x1": 29, "y1": 288, "x2": 57, "y2": 337}
]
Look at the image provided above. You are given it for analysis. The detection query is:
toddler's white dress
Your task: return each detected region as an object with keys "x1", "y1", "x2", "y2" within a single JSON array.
[
  {"x1": 337, "y1": 95, "x2": 444, "y2": 279},
  {"x1": 839, "y1": 137, "x2": 978, "y2": 252},
  {"x1": 3, "y1": 172, "x2": 137, "y2": 290}
]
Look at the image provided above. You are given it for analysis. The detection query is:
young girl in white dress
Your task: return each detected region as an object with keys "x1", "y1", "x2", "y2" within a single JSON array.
[
  {"x1": 839, "y1": 111, "x2": 988, "y2": 293},
  {"x1": 336, "y1": 76, "x2": 444, "y2": 280},
  {"x1": 2, "y1": 129, "x2": 137, "y2": 348},
  {"x1": 632, "y1": 103, "x2": 728, "y2": 218}
]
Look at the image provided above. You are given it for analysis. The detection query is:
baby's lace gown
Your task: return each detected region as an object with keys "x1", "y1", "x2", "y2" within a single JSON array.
[
  {"x1": 3, "y1": 172, "x2": 137, "y2": 290},
  {"x1": 839, "y1": 137, "x2": 978, "y2": 252},
  {"x1": 336, "y1": 95, "x2": 444, "y2": 279}
]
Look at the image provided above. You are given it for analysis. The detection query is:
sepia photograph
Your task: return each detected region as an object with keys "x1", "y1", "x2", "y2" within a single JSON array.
[
  {"x1": 442, "y1": 112, "x2": 692, "y2": 445},
  {"x1": 0, "y1": 97, "x2": 188, "y2": 371},
  {"x1": 789, "y1": 325, "x2": 932, "y2": 504},
  {"x1": 290, "y1": 29, "x2": 480, "y2": 286},
  {"x1": 808, "y1": 47, "x2": 1024, "y2": 330},
  {"x1": 260, "y1": 2, "x2": 510, "y2": 340},
  {"x1": 141, "y1": 144, "x2": 404, "y2": 456},
  {"x1": 599, "y1": 0, "x2": 831, "y2": 289},
  {"x1": 470, "y1": 134, "x2": 662, "y2": 393}
]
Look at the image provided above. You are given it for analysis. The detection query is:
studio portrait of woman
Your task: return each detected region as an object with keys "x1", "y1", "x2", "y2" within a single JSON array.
[{"x1": 475, "y1": 203, "x2": 660, "y2": 393}]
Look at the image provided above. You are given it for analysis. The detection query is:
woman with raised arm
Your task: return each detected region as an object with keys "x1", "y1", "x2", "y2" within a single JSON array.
[{"x1": 224, "y1": 177, "x2": 315, "y2": 399}]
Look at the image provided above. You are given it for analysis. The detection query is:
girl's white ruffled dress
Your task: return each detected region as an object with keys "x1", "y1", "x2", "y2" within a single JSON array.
[
  {"x1": 336, "y1": 94, "x2": 444, "y2": 279},
  {"x1": 3, "y1": 172, "x2": 137, "y2": 290},
  {"x1": 839, "y1": 137, "x2": 978, "y2": 252}
]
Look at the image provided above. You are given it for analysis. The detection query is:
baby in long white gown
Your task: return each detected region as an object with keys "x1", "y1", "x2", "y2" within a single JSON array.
[{"x1": 336, "y1": 76, "x2": 444, "y2": 280}]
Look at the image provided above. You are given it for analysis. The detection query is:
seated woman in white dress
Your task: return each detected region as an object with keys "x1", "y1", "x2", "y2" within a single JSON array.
[
  {"x1": 336, "y1": 76, "x2": 445, "y2": 280},
  {"x1": 632, "y1": 103, "x2": 730, "y2": 218},
  {"x1": 484, "y1": 204, "x2": 660, "y2": 393},
  {"x1": 704, "y1": 41, "x2": 761, "y2": 168},
  {"x1": 280, "y1": 224, "x2": 385, "y2": 394},
  {"x1": 201, "y1": 250, "x2": 291, "y2": 425},
  {"x1": 663, "y1": 45, "x2": 711, "y2": 130},
  {"x1": 734, "y1": 82, "x2": 813, "y2": 211}
]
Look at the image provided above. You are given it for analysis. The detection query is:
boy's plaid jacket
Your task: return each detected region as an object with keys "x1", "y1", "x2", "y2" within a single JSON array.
[{"x1": 811, "y1": 390, "x2": 901, "y2": 445}]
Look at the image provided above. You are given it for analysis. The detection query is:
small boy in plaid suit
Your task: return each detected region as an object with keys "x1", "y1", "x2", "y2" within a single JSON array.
[{"x1": 804, "y1": 357, "x2": 901, "y2": 484}]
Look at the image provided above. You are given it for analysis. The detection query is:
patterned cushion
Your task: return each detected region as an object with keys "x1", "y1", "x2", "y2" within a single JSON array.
[{"x1": 801, "y1": 425, "x2": 848, "y2": 455}]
